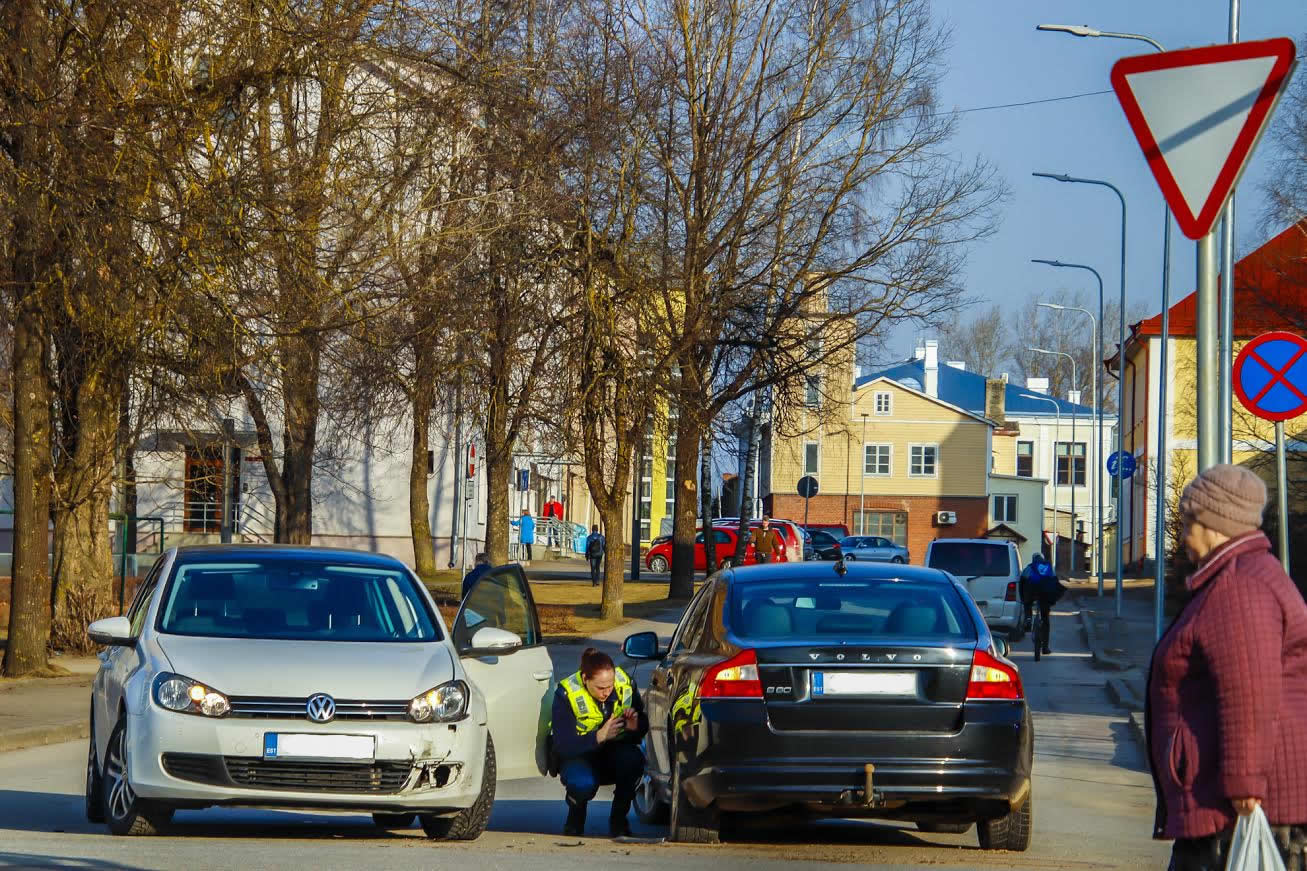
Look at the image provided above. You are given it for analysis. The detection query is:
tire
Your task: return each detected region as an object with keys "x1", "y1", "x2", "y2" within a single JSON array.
[
  {"x1": 719, "y1": 558, "x2": 734, "y2": 570},
  {"x1": 1032, "y1": 615, "x2": 1042, "y2": 663},
  {"x1": 85, "y1": 706, "x2": 105, "y2": 824},
  {"x1": 633, "y1": 772, "x2": 670, "y2": 825},
  {"x1": 917, "y1": 821, "x2": 972, "y2": 834},
  {"x1": 420, "y1": 734, "x2": 495, "y2": 841},
  {"x1": 844, "y1": 554, "x2": 857, "y2": 561},
  {"x1": 668, "y1": 757, "x2": 719, "y2": 844},
  {"x1": 372, "y1": 813, "x2": 416, "y2": 829},
  {"x1": 891, "y1": 556, "x2": 905, "y2": 564},
  {"x1": 649, "y1": 555, "x2": 669, "y2": 574},
  {"x1": 103, "y1": 719, "x2": 173, "y2": 836},
  {"x1": 977, "y1": 793, "x2": 1032, "y2": 852}
]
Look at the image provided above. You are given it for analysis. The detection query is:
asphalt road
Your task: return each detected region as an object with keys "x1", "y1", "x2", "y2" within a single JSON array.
[{"x1": 0, "y1": 602, "x2": 1169, "y2": 870}]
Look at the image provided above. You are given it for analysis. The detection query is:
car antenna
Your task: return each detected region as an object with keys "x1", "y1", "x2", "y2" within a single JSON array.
[{"x1": 834, "y1": 555, "x2": 847, "y2": 577}]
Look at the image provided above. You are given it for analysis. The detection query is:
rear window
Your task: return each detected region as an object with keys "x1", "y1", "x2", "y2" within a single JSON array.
[
  {"x1": 926, "y1": 542, "x2": 1013, "y2": 578},
  {"x1": 156, "y1": 558, "x2": 441, "y2": 642},
  {"x1": 728, "y1": 578, "x2": 974, "y2": 641}
]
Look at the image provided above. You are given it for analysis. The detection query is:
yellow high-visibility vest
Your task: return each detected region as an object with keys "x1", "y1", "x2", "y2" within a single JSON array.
[{"x1": 559, "y1": 668, "x2": 633, "y2": 735}]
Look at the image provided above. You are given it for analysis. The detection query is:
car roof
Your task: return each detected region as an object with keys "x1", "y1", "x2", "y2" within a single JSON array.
[
  {"x1": 170, "y1": 544, "x2": 408, "y2": 569},
  {"x1": 721, "y1": 560, "x2": 950, "y2": 585},
  {"x1": 928, "y1": 538, "x2": 1012, "y2": 546}
]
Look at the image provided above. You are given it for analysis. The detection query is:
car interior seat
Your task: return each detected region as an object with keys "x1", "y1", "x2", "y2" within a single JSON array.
[
  {"x1": 885, "y1": 600, "x2": 947, "y2": 635},
  {"x1": 742, "y1": 600, "x2": 793, "y2": 636}
]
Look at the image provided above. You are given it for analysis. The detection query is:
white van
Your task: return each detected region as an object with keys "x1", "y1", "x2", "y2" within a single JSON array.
[{"x1": 924, "y1": 539, "x2": 1024, "y2": 637}]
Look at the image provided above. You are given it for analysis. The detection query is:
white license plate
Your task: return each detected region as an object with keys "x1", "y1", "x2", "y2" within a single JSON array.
[
  {"x1": 263, "y1": 733, "x2": 375, "y2": 762},
  {"x1": 812, "y1": 671, "x2": 918, "y2": 697}
]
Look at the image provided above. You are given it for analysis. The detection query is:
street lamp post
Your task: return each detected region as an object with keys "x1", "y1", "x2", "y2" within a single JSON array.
[
  {"x1": 859, "y1": 413, "x2": 868, "y2": 535},
  {"x1": 1035, "y1": 25, "x2": 1172, "y2": 636},
  {"x1": 1030, "y1": 348, "x2": 1079, "y2": 574},
  {"x1": 1037, "y1": 301, "x2": 1101, "y2": 592},
  {"x1": 1032, "y1": 172, "x2": 1128, "y2": 619},
  {"x1": 1026, "y1": 394, "x2": 1062, "y2": 573}
]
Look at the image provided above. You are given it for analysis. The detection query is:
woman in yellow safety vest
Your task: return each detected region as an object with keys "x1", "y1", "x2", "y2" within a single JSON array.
[{"x1": 550, "y1": 647, "x2": 648, "y2": 837}]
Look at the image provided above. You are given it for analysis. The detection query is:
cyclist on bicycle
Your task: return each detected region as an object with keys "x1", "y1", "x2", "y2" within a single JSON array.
[{"x1": 1020, "y1": 553, "x2": 1063, "y2": 656}]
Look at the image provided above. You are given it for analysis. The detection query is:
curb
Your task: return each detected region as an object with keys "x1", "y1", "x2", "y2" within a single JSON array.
[
  {"x1": 0, "y1": 720, "x2": 88, "y2": 754},
  {"x1": 1076, "y1": 601, "x2": 1133, "y2": 671},
  {"x1": 1107, "y1": 675, "x2": 1145, "y2": 710},
  {"x1": 1128, "y1": 710, "x2": 1147, "y2": 750},
  {"x1": 0, "y1": 675, "x2": 93, "y2": 692}
]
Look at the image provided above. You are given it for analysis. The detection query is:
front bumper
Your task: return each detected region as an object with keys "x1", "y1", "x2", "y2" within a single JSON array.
[
  {"x1": 126, "y1": 708, "x2": 486, "y2": 812},
  {"x1": 681, "y1": 699, "x2": 1032, "y2": 818}
]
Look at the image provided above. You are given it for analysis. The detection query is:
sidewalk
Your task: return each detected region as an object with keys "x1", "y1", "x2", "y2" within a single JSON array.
[
  {"x1": 1070, "y1": 582, "x2": 1161, "y2": 745},
  {"x1": 0, "y1": 655, "x2": 99, "y2": 753}
]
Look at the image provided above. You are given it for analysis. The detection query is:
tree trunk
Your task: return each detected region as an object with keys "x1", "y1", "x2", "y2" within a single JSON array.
[
  {"x1": 483, "y1": 369, "x2": 512, "y2": 564},
  {"x1": 51, "y1": 365, "x2": 120, "y2": 618},
  {"x1": 700, "y1": 430, "x2": 715, "y2": 574},
  {"x1": 734, "y1": 399, "x2": 761, "y2": 562},
  {"x1": 5, "y1": 301, "x2": 54, "y2": 676},
  {"x1": 278, "y1": 339, "x2": 319, "y2": 545},
  {"x1": 669, "y1": 412, "x2": 703, "y2": 599},
  {"x1": 118, "y1": 373, "x2": 137, "y2": 567},
  {"x1": 599, "y1": 500, "x2": 624, "y2": 621},
  {"x1": 409, "y1": 383, "x2": 437, "y2": 581}
]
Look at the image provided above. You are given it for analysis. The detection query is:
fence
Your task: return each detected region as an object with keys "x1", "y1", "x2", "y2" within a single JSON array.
[{"x1": 509, "y1": 517, "x2": 586, "y2": 561}]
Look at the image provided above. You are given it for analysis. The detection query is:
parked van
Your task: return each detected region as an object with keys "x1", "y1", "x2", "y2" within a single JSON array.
[{"x1": 924, "y1": 539, "x2": 1023, "y2": 638}]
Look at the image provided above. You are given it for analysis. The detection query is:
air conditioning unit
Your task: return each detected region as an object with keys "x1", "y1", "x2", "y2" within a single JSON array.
[{"x1": 935, "y1": 510, "x2": 957, "y2": 525}]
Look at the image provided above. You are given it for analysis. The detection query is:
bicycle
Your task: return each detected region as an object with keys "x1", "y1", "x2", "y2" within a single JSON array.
[{"x1": 1031, "y1": 605, "x2": 1044, "y2": 662}]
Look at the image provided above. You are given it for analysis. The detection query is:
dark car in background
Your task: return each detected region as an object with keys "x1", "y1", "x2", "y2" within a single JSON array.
[
  {"x1": 803, "y1": 528, "x2": 843, "y2": 560},
  {"x1": 623, "y1": 561, "x2": 1033, "y2": 851}
]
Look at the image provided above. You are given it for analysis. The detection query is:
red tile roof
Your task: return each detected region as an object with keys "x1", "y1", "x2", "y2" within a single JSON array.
[{"x1": 1133, "y1": 222, "x2": 1307, "y2": 338}]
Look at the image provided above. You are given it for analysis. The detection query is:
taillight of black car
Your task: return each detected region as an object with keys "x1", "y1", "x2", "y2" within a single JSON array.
[
  {"x1": 966, "y1": 649, "x2": 1024, "y2": 700},
  {"x1": 698, "y1": 649, "x2": 763, "y2": 698}
]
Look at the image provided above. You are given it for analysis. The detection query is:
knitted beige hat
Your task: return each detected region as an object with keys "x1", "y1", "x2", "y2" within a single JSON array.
[{"x1": 1178, "y1": 464, "x2": 1267, "y2": 538}]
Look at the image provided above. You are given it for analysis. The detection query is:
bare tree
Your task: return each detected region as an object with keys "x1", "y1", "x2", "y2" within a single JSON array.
[{"x1": 940, "y1": 304, "x2": 1006, "y2": 376}]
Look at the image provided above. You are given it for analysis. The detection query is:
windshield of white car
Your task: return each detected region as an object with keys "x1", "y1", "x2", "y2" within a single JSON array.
[
  {"x1": 729, "y1": 578, "x2": 974, "y2": 640},
  {"x1": 155, "y1": 559, "x2": 441, "y2": 642},
  {"x1": 926, "y1": 542, "x2": 1011, "y2": 578}
]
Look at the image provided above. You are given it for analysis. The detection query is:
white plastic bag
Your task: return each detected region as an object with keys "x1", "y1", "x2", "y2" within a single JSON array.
[{"x1": 1226, "y1": 806, "x2": 1286, "y2": 871}]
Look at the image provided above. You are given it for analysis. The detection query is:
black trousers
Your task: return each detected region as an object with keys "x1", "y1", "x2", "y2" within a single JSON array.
[
  {"x1": 589, "y1": 556, "x2": 603, "y2": 585},
  {"x1": 1170, "y1": 824, "x2": 1307, "y2": 870},
  {"x1": 1023, "y1": 595, "x2": 1052, "y2": 647},
  {"x1": 523, "y1": 542, "x2": 533, "y2": 561}
]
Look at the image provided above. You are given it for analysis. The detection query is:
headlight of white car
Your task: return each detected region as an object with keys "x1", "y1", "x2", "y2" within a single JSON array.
[
  {"x1": 408, "y1": 680, "x2": 469, "y2": 723},
  {"x1": 152, "y1": 672, "x2": 231, "y2": 718}
]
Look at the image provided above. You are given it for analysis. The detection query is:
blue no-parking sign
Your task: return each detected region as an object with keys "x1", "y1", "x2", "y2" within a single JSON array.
[{"x1": 1233, "y1": 331, "x2": 1307, "y2": 422}]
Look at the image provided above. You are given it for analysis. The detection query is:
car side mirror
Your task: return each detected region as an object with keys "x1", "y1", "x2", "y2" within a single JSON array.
[
  {"x1": 467, "y1": 627, "x2": 523, "y2": 655},
  {"x1": 994, "y1": 636, "x2": 1011, "y2": 659},
  {"x1": 622, "y1": 631, "x2": 666, "y2": 660},
  {"x1": 87, "y1": 616, "x2": 135, "y2": 647}
]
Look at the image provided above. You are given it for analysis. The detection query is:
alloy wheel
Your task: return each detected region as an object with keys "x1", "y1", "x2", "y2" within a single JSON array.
[{"x1": 105, "y1": 727, "x2": 135, "y2": 822}]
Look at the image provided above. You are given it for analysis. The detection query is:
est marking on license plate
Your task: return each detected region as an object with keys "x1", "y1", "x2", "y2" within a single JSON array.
[
  {"x1": 812, "y1": 671, "x2": 918, "y2": 697},
  {"x1": 263, "y1": 733, "x2": 376, "y2": 762}
]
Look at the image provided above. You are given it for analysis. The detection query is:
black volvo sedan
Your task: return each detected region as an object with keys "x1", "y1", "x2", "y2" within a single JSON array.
[{"x1": 622, "y1": 560, "x2": 1032, "y2": 850}]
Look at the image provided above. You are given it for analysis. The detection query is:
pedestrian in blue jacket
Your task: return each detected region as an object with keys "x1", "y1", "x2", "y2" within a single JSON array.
[{"x1": 520, "y1": 509, "x2": 536, "y2": 562}]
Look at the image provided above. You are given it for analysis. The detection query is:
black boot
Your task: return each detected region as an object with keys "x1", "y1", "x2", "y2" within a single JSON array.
[
  {"x1": 608, "y1": 796, "x2": 632, "y2": 838},
  {"x1": 563, "y1": 796, "x2": 587, "y2": 836}
]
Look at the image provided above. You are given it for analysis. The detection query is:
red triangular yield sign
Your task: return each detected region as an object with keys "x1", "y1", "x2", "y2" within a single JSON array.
[{"x1": 1111, "y1": 38, "x2": 1296, "y2": 240}]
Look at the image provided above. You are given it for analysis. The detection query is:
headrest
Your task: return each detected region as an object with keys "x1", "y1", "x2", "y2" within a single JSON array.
[{"x1": 184, "y1": 572, "x2": 235, "y2": 600}]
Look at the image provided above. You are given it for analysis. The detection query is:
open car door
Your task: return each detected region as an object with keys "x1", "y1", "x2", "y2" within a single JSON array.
[{"x1": 453, "y1": 564, "x2": 555, "y2": 780}]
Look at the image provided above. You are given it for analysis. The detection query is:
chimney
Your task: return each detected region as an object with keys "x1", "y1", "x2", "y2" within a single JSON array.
[
  {"x1": 985, "y1": 378, "x2": 1006, "y2": 426},
  {"x1": 853, "y1": 365, "x2": 862, "y2": 382},
  {"x1": 946, "y1": 361, "x2": 966, "y2": 371},
  {"x1": 1027, "y1": 377, "x2": 1049, "y2": 395},
  {"x1": 913, "y1": 343, "x2": 926, "y2": 361},
  {"x1": 1068, "y1": 389, "x2": 1082, "y2": 405},
  {"x1": 924, "y1": 339, "x2": 939, "y2": 397}
]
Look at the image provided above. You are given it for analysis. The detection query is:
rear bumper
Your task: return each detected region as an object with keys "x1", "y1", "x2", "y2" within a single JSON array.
[{"x1": 681, "y1": 699, "x2": 1032, "y2": 817}]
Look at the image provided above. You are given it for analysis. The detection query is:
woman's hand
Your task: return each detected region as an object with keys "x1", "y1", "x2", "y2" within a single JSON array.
[
  {"x1": 595, "y1": 715, "x2": 622, "y2": 744},
  {"x1": 1232, "y1": 797, "x2": 1261, "y2": 816}
]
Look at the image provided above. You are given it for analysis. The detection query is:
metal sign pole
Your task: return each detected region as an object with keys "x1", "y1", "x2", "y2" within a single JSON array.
[
  {"x1": 1196, "y1": 233, "x2": 1221, "y2": 472},
  {"x1": 1153, "y1": 209, "x2": 1173, "y2": 641},
  {"x1": 1220, "y1": 0, "x2": 1241, "y2": 465},
  {"x1": 1277, "y1": 420, "x2": 1290, "y2": 574}
]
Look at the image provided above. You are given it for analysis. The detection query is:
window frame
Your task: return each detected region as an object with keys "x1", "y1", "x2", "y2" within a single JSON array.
[
  {"x1": 909, "y1": 443, "x2": 939, "y2": 478},
  {"x1": 1016, "y1": 440, "x2": 1034, "y2": 478},
  {"x1": 874, "y1": 391, "x2": 892, "y2": 416},
  {"x1": 852, "y1": 510, "x2": 908, "y2": 545},
  {"x1": 863, "y1": 443, "x2": 891, "y2": 477},
  {"x1": 803, "y1": 441, "x2": 820, "y2": 477},
  {"x1": 992, "y1": 494, "x2": 1018, "y2": 523},
  {"x1": 1055, "y1": 441, "x2": 1088, "y2": 487},
  {"x1": 804, "y1": 375, "x2": 821, "y2": 408}
]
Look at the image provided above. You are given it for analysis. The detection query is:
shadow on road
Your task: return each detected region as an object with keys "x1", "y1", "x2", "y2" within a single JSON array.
[{"x1": 0, "y1": 853, "x2": 141, "y2": 870}]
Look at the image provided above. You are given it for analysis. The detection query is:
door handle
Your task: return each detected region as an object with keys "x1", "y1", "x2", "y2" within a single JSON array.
[{"x1": 532, "y1": 670, "x2": 553, "y2": 681}]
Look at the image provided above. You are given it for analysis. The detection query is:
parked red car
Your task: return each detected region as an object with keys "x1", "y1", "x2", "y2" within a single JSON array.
[{"x1": 644, "y1": 527, "x2": 759, "y2": 574}]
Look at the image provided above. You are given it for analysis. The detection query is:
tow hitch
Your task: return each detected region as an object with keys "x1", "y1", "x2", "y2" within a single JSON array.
[{"x1": 837, "y1": 763, "x2": 886, "y2": 808}]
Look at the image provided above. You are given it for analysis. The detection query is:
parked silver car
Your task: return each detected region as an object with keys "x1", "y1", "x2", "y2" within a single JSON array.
[
  {"x1": 838, "y1": 535, "x2": 910, "y2": 563},
  {"x1": 85, "y1": 545, "x2": 553, "y2": 839}
]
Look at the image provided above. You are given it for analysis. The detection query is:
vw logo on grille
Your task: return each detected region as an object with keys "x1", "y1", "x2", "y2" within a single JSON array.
[{"x1": 306, "y1": 693, "x2": 336, "y2": 723}]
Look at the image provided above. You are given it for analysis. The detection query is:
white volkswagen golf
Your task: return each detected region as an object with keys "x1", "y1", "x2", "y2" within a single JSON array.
[{"x1": 85, "y1": 546, "x2": 554, "y2": 839}]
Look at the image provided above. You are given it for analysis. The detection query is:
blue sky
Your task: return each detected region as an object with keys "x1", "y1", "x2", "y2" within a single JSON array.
[{"x1": 884, "y1": 0, "x2": 1306, "y2": 360}]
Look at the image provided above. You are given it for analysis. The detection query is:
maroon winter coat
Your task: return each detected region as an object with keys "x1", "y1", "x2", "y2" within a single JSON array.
[{"x1": 1147, "y1": 531, "x2": 1307, "y2": 840}]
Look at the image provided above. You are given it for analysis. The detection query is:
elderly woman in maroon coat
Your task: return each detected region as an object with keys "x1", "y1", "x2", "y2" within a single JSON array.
[{"x1": 1148, "y1": 464, "x2": 1307, "y2": 870}]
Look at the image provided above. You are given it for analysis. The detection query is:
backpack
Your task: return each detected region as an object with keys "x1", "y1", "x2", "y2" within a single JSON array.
[{"x1": 586, "y1": 536, "x2": 603, "y2": 559}]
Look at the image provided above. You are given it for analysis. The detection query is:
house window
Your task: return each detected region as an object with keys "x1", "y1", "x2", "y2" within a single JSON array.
[
  {"x1": 803, "y1": 442, "x2": 819, "y2": 476},
  {"x1": 1016, "y1": 441, "x2": 1034, "y2": 477},
  {"x1": 805, "y1": 376, "x2": 820, "y2": 408},
  {"x1": 993, "y1": 494, "x2": 1018, "y2": 523},
  {"x1": 864, "y1": 443, "x2": 891, "y2": 476},
  {"x1": 1056, "y1": 441, "x2": 1087, "y2": 486},
  {"x1": 184, "y1": 447, "x2": 224, "y2": 533},
  {"x1": 909, "y1": 444, "x2": 938, "y2": 477},
  {"x1": 665, "y1": 435, "x2": 677, "y2": 517},
  {"x1": 874, "y1": 392, "x2": 892, "y2": 415},
  {"x1": 854, "y1": 510, "x2": 908, "y2": 545}
]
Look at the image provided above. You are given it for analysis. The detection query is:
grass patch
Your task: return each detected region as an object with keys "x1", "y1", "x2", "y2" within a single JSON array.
[{"x1": 424, "y1": 578, "x2": 691, "y2": 640}]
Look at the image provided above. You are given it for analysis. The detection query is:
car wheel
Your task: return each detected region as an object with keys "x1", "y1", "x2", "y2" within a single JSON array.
[
  {"x1": 633, "y1": 772, "x2": 670, "y2": 825},
  {"x1": 649, "y1": 555, "x2": 669, "y2": 574},
  {"x1": 844, "y1": 554, "x2": 856, "y2": 561},
  {"x1": 668, "y1": 756, "x2": 719, "y2": 844},
  {"x1": 85, "y1": 705, "x2": 105, "y2": 824},
  {"x1": 719, "y1": 557, "x2": 734, "y2": 570},
  {"x1": 372, "y1": 813, "x2": 417, "y2": 829},
  {"x1": 891, "y1": 556, "x2": 905, "y2": 564},
  {"x1": 917, "y1": 821, "x2": 972, "y2": 834},
  {"x1": 420, "y1": 734, "x2": 495, "y2": 841},
  {"x1": 103, "y1": 719, "x2": 173, "y2": 836},
  {"x1": 977, "y1": 793, "x2": 1032, "y2": 851}
]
